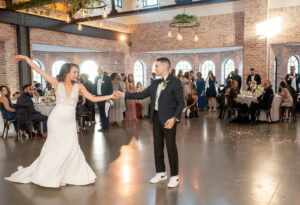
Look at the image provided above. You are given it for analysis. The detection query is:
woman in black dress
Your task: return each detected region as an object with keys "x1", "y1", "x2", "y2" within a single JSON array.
[{"x1": 206, "y1": 70, "x2": 217, "y2": 112}]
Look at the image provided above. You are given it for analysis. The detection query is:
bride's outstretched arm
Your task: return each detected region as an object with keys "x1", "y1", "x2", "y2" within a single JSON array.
[
  {"x1": 12, "y1": 55, "x2": 58, "y2": 87},
  {"x1": 78, "y1": 84, "x2": 120, "y2": 102}
]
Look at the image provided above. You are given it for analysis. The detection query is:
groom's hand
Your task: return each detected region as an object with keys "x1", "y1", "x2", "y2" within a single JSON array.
[
  {"x1": 117, "y1": 91, "x2": 125, "y2": 97},
  {"x1": 164, "y1": 118, "x2": 176, "y2": 129}
]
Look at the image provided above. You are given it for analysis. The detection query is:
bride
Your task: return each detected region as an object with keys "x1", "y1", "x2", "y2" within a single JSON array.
[{"x1": 5, "y1": 55, "x2": 120, "y2": 188}]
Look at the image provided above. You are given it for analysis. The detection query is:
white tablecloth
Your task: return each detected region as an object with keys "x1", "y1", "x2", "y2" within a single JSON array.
[
  {"x1": 34, "y1": 104, "x2": 56, "y2": 116},
  {"x1": 137, "y1": 97, "x2": 150, "y2": 117},
  {"x1": 237, "y1": 95, "x2": 282, "y2": 122}
]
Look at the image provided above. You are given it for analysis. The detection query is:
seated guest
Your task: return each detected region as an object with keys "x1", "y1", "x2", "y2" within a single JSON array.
[
  {"x1": 248, "y1": 80, "x2": 274, "y2": 122},
  {"x1": 229, "y1": 80, "x2": 248, "y2": 121},
  {"x1": 17, "y1": 84, "x2": 48, "y2": 138},
  {"x1": 217, "y1": 79, "x2": 232, "y2": 119},
  {"x1": 247, "y1": 80, "x2": 257, "y2": 93},
  {"x1": 246, "y1": 68, "x2": 261, "y2": 90},
  {"x1": 285, "y1": 66, "x2": 300, "y2": 93},
  {"x1": 279, "y1": 81, "x2": 294, "y2": 120},
  {"x1": 11, "y1": 91, "x2": 21, "y2": 104},
  {"x1": 185, "y1": 88, "x2": 198, "y2": 118},
  {"x1": 35, "y1": 83, "x2": 43, "y2": 96},
  {"x1": 279, "y1": 81, "x2": 293, "y2": 107},
  {"x1": 279, "y1": 78, "x2": 296, "y2": 98},
  {"x1": 0, "y1": 85, "x2": 18, "y2": 133}
]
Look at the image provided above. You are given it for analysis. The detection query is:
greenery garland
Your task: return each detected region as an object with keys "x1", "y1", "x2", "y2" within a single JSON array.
[
  {"x1": 173, "y1": 14, "x2": 197, "y2": 23},
  {"x1": 11, "y1": 0, "x2": 105, "y2": 17}
]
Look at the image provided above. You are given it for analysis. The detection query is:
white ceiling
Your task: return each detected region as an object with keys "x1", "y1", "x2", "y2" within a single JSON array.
[
  {"x1": 143, "y1": 46, "x2": 243, "y2": 54},
  {"x1": 32, "y1": 44, "x2": 104, "y2": 53}
]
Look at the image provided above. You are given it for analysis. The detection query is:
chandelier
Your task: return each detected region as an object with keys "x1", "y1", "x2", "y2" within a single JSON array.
[
  {"x1": 168, "y1": 14, "x2": 200, "y2": 42},
  {"x1": 10, "y1": 0, "x2": 108, "y2": 30}
]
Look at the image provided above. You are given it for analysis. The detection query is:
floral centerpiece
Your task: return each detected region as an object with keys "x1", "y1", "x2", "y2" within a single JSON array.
[{"x1": 42, "y1": 89, "x2": 56, "y2": 103}]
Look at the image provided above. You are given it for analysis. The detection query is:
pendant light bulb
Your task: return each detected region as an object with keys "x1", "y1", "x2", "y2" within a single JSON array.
[
  {"x1": 66, "y1": 15, "x2": 71, "y2": 23},
  {"x1": 102, "y1": 9, "x2": 108, "y2": 19},
  {"x1": 168, "y1": 29, "x2": 172, "y2": 38},
  {"x1": 194, "y1": 33, "x2": 199, "y2": 42},
  {"x1": 78, "y1": 23, "x2": 83, "y2": 31}
]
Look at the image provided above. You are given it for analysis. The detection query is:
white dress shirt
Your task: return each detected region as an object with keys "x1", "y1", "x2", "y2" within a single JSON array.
[
  {"x1": 155, "y1": 75, "x2": 169, "y2": 111},
  {"x1": 97, "y1": 76, "x2": 103, "y2": 95}
]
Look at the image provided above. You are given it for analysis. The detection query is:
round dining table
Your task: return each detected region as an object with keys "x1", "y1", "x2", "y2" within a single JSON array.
[{"x1": 237, "y1": 94, "x2": 282, "y2": 122}]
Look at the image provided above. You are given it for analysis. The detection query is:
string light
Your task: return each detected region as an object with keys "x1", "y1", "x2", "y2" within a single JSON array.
[
  {"x1": 194, "y1": 33, "x2": 199, "y2": 42},
  {"x1": 77, "y1": 23, "x2": 83, "y2": 31},
  {"x1": 81, "y1": 9, "x2": 86, "y2": 18},
  {"x1": 102, "y1": 9, "x2": 108, "y2": 19},
  {"x1": 66, "y1": 15, "x2": 71, "y2": 23},
  {"x1": 168, "y1": 29, "x2": 172, "y2": 38}
]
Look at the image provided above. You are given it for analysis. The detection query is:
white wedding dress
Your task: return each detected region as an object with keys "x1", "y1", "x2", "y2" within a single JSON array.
[{"x1": 5, "y1": 83, "x2": 96, "y2": 188}]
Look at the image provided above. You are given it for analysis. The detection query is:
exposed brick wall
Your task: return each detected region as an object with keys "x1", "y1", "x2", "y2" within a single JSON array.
[
  {"x1": 269, "y1": 6, "x2": 300, "y2": 45},
  {"x1": 0, "y1": 23, "x2": 19, "y2": 93},
  {"x1": 243, "y1": 0, "x2": 269, "y2": 90},
  {"x1": 129, "y1": 12, "x2": 244, "y2": 53}
]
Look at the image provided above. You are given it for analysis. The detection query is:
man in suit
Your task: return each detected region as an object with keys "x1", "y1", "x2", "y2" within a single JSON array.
[
  {"x1": 80, "y1": 73, "x2": 95, "y2": 124},
  {"x1": 94, "y1": 67, "x2": 113, "y2": 133},
  {"x1": 228, "y1": 69, "x2": 242, "y2": 90},
  {"x1": 248, "y1": 80, "x2": 274, "y2": 122},
  {"x1": 17, "y1": 84, "x2": 48, "y2": 137},
  {"x1": 124, "y1": 57, "x2": 184, "y2": 188},
  {"x1": 246, "y1": 68, "x2": 261, "y2": 89},
  {"x1": 285, "y1": 66, "x2": 300, "y2": 93}
]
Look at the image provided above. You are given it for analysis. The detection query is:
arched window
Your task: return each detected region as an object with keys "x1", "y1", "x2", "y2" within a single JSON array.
[
  {"x1": 288, "y1": 56, "x2": 299, "y2": 73},
  {"x1": 175, "y1": 61, "x2": 192, "y2": 75},
  {"x1": 200, "y1": 60, "x2": 215, "y2": 79},
  {"x1": 224, "y1": 59, "x2": 235, "y2": 80},
  {"x1": 152, "y1": 62, "x2": 156, "y2": 73},
  {"x1": 32, "y1": 60, "x2": 44, "y2": 86},
  {"x1": 52, "y1": 60, "x2": 66, "y2": 77},
  {"x1": 134, "y1": 60, "x2": 146, "y2": 86},
  {"x1": 80, "y1": 60, "x2": 98, "y2": 82}
]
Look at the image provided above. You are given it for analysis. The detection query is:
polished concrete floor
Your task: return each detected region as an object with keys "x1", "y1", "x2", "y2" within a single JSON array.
[{"x1": 1, "y1": 112, "x2": 300, "y2": 205}]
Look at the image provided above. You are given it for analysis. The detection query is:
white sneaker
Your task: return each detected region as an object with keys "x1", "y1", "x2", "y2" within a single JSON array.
[
  {"x1": 150, "y1": 172, "x2": 167, "y2": 184},
  {"x1": 168, "y1": 176, "x2": 180, "y2": 188}
]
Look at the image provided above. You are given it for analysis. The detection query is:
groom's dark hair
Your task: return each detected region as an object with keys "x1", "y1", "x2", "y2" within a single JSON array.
[{"x1": 156, "y1": 57, "x2": 171, "y2": 69}]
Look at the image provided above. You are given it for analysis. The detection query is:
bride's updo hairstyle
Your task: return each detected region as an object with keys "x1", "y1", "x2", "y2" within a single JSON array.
[{"x1": 57, "y1": 63, "x2": 80, "y2": 83}]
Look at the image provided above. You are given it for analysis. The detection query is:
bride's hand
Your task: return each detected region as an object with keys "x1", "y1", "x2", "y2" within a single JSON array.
[
  {"x1": 12, "y1": 55, "x2": 30, "y2": 63},
  {"x1": 117, "y1": 91, "x2": 125, "y2": 97},
  {"x1": 111, "y1": 91, "x2": 120, "y2": 99}
]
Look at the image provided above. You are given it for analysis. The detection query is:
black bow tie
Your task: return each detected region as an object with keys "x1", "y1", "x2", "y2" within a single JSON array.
[{"x1": 157, "y1": 78, "x2": 164, "y2": 84}]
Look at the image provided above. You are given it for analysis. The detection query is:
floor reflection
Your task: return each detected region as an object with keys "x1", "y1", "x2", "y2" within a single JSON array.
[{"x1": 1, "y1": 112, "x2": 300, "y2": 205}]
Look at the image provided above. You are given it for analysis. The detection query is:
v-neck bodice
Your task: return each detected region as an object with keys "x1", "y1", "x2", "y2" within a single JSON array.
[{"x1": 56, "y1": 83, "x2": 78, "y2": 107}]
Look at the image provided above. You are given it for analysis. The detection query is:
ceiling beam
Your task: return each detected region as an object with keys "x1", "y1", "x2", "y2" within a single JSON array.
[
  {"x1": 0, "y1": 9, "x2": 130, "y2": 42},
  {"x1": 74, "y1": 0, "x2": 237, "y2": 23}
]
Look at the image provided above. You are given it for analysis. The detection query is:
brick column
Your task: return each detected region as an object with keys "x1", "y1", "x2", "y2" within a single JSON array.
[{"x1": 243, "y1": 0, "x2": 269, "y2": 90}]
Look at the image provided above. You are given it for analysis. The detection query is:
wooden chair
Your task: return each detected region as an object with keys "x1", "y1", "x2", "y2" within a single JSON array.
[
  {"x1": 255, "y1": 94, "x2": 274, "y2": 123},
  {"x1": 0, "y1": 102, "x2": 16, "y2": 140},
  {"x1": 224, "y1": 95, "x2": 241, "y2": 123},
  {"x1": 78, "y1": 101, "x2": 93, "y2": 136},
  {"x1": 15, "y1": 104, "x2": 35, "y2": 140}
]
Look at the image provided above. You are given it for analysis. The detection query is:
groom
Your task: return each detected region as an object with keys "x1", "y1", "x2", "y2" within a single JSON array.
[{"x1": 124, "y1": 57, "x2": 184, "y2": 188}]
